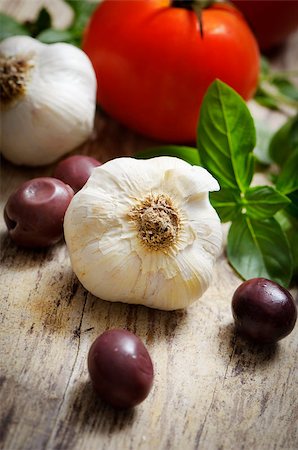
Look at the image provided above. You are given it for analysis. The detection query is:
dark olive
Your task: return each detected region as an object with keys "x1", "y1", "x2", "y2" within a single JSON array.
[
  {"x1": 88, "y1": 329, "x2": 154, "y2": 409},
  {"x1": 4, "y1": 177, "x2": 74, "y2": 248},
  {"x1": 53, "y1": 155, "x2": 101, "y2": 192},
  {"x1": 232, "y1": 278, "x2": 297, "y2": 343}
]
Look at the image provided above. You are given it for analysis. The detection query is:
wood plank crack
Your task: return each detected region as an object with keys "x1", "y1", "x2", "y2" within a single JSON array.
[
  {"x1": 44, "y1": 292, "x2": 88, "y2": 450},
  {"x1": 222, "y1": 334, "x2": 238, "y2": 386},
  {"x1": 194, "y1": 383, "x2": 218, "y2": 449}
]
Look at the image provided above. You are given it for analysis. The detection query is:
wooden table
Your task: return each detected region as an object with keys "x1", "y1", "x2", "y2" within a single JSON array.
[{"x1": 1, "y1": 2, "x2": 297, "y2": 449}]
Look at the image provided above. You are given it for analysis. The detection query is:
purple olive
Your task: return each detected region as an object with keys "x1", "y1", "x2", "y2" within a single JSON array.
[
  {"x1": 53, "y1": 155, "x2": 101, "y2": 192},
  {"x1": 88, "y1": 329, "x2": 154, "y2": 409},
  {"x1": 4, "y1": 177, "x2": 74, "y2": 248},
  {"x1": 232, "y1": 278, "x2": 297, "y2": 343}
]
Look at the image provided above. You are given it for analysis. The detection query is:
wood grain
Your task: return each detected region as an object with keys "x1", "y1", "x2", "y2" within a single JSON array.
[{"x1": 0, "y1": 2, "x2": 298, "y2": 450}]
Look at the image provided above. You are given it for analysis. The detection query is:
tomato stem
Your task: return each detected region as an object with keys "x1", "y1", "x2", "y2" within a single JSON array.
[
  {"x1": 171, "y1": 0, "x2": 216, "y2": 38},
  {"x1": 172, "y1": 0, "x2": 194, "y2": 10}
]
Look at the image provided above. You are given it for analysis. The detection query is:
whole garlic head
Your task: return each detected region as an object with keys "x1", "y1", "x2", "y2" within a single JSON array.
[
  {"x1": 0, "y1": 36, "x2": 96, "y2": 166},
  {"x1": 64, "y1": 157, "x2": 222, "y2": 310}
]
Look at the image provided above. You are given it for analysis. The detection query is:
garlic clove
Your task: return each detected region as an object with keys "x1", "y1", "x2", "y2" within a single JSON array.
[
  {"x1": 64, "y1": 156, "x2": 222, "y2": 310},
  {"x1": 0, "y1": 36, "x2": 97, "y2": 166},
  {"x1": 0, "y1": 34, "x2": 42, "y2": 55}
]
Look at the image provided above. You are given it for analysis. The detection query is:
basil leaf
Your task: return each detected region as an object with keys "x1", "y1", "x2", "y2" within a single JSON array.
[
  {"x1": 275, "y1": 210, "x2": 298, "y2": 280},
  {"x1": 269, "y1": 115, "x2": 298, "y2": 166},
  {"x1": 0, "y1": 13, "x2": 30, "y2": 41},
  {"x1": 135, "y1": 146, "x2": 201, "y2": 166},
  {"x1": 272, "y1": 76, "x2": 298, "y2": 102},
  {"x1": 254, "y1": 87, "x2": 279, "y2": 111},
  {"x1": 276, "y1": 149, "x2": 298, "y2": 195},
  {"x1": 64, "y1": 0, "x2": 98, "y2": 46},
  {"x1": 253, "y1": 117, "x2": 273, "y2": 165},
  {"x1": 227, "y1": 215, "x2": 292, "y2": 287},
  {"x1": 65, "y1": 0, "x2": 97, "y2": 29},
  {"x1": 259, "y1": 56, "x2": 270, "y2": 77},
  {"x1": 244, "y1": 186, "x2": 290, "y2": 220},
  {"x1": 197, "y1": 79, "x2": 255, "y2": 191},
  {"x1": 259, "y1": 57, "x2": 298, "y2": 101},
  {"x1": 210, "y1": 189, "x2": 242, "y2": 223},
  {"x1": 37, "y1": 29, "x2": 77, "y2": 45},
  {"x1": 256, "y1": 57, "x2": 298, "y2": 111},
  {"x1": 286, "y1": 191, "x2": 298, "y2": 218}
]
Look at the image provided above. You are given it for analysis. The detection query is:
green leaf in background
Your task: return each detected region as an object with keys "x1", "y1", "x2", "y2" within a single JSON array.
[
  {"x1": 197, "y1": 80, "x2": 255, "y2": 191},
  {"x1": 244, "y1": 186, "x2": 290, "y2": 220},
  {"x1": 256, "y1": 56, "x2": 298, "y2": 111},
  {"x1": 26, "y1": 8, "x2": 51, "y2": 38},
  {"x1": 269, "y1": 115, "x2": 298, "y2": 166},
  {"x1": 227, "y1": 215, "x2": 293, "y2": 288},
  {"x1": 0, "y1": 1, "x2": 99, "y2": 47},
  {"x1": 210, "y1": 189, "x2": 242, "y2": 223},
  {"x1": 253, "y1": 117, "x2": 274, "y2": 165},
  {"x1": 271, "y1": 76, "x2": 298, "y2": 102},
  {"x1": 135, "y1": 146, "x2": 201, "y2": 166},
  {"x1": 254, "y1": 87, "x2": 279, "y2": 111},
  {"x1": 64, "y1": 0, "x2": 98, "y2": 46},
  {"x1": 0, "y1": 13, "x2": 30, "y2": 40},
  {"x1": 37, "y1": 29, "x2": 78, "y2": 45},
  {"x1": 286, "y1": 190, "x2": 298, "y2": 218},
  {"x1": 276, "y1": 149, "x2": 298, "y2": 195},
  {"x1": 275, "y1": 210, "x2": 298, "y2": 280},
  {"x1": 259, "y1": 56, "x2": 270, "y2": 77},
  {"x1": 254, "y1": 83, "x2": 298, "y2": 111},
  {"x1": 65, "y1": 0, "x2": 97, "y2": 28}
]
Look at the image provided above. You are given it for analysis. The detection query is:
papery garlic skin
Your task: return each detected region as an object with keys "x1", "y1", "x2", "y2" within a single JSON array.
[
  {"x1": 64, "y1": 157, "x2": 222, "y2": 310},
  {"x1": 0, "y1": 36, "x2": 96, "y2": 166}
]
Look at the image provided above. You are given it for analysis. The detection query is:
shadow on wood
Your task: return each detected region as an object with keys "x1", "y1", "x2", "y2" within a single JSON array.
[{"x1": 218, "y1": 322, "x2": 279, "y2": 379}]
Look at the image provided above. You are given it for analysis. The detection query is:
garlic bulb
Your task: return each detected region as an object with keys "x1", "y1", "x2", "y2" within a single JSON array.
[
  {"x1": 0, "y1": 36, "x2": 96, "y2": 166},
  {"x1": 64, "y1": 157, "x2": 222, "y2": 310}
]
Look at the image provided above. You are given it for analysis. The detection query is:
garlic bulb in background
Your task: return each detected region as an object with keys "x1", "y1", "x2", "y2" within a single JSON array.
[
  {"x1": 0, "y1": 36, "x2": 96, "y2": 166},
  {"x1": 64, "y1": 157, "x2": 222, "y2": 310}
]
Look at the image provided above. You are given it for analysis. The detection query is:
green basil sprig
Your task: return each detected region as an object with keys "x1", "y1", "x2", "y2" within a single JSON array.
[{"x1": 197, "y1": 80, "x2": 293, "y2": 287}]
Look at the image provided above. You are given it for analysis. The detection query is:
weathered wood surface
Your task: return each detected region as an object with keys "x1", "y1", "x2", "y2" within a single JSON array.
[{"x1": 0, "y1": 2, "x2": 298, "y2": 450}]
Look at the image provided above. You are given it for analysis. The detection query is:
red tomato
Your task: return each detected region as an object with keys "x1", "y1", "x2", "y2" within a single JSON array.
[
  {"x1": 232, "y1": 1, "x2": 298, "y2": 52},
  {"x1": 83, "y1": 0, "x2": 259, "y2": 142}
]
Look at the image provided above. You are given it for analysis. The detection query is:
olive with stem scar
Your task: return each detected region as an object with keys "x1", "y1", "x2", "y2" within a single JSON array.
[{"x1": 4, "y1": 177, "x2": 74, "y2": 248}]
